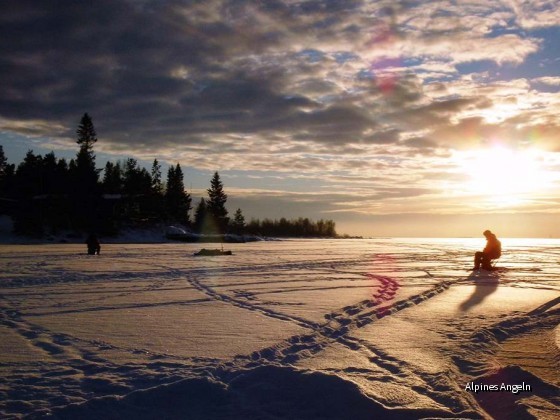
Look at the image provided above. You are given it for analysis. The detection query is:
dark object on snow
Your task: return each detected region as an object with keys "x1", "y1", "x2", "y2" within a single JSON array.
[
  {"x1": 86, "y1": 233, "x2": 101, "y2": 255},
  {"x1": 194, "y1": 248, "x2": 232, "y2": 256},
  {"x1": 474, "y1": 229, "x2": 501, "y2": 270}
]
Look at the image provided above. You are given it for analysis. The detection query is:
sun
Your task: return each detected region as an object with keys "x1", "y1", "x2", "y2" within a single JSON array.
[{"x1": 458, "y1": 146, "x2": 548, "y2": 206}]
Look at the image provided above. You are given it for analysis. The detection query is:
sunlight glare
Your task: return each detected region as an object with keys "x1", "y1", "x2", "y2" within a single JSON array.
[{"x1": 459, "y1": 146, "x2": 548, "y2": 206}]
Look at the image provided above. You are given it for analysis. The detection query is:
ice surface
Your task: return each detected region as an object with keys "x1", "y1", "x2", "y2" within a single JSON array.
[{"x1": 0, "y1": 238, "x2": 559, "y2": 419}]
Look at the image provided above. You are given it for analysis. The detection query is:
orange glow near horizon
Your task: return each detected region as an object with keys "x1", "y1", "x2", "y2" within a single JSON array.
[{"x1": 457, "y1": 146, "x2": 550, "y2": 207}]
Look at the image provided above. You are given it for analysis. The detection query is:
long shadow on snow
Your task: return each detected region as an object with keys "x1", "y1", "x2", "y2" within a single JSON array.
[
  {"x1": 459, "y1": 270, "x2": 500, "y2": 312},
  {"x1": 44, "y1": 365, "x2": 450, "y2": 420}
]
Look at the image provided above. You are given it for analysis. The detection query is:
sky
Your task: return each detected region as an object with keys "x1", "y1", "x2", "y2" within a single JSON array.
[{"x1": 2, "y1": 0, "x2": 560, "y2": 237}]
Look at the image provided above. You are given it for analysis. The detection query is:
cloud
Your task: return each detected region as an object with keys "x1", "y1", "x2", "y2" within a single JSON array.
[
  {"x1": 2, "y1": 0, "x2": 560, "y2": 233},
  {"x1": 533, "y1": 76, "x2": 560, "y2": 86},
  {"x1": 0, "y1": 118, "x2": 67, "y2": 137},
  {"x1": 1, "y1": 0, "x2": 556, "y2": 156},
  {"x1": 507, "y1": 0, "x2": 560, "y2": 29}
]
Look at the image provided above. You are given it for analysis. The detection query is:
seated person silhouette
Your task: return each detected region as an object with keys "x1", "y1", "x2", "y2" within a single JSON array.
[
  {"x1": 474, "y1": 230, "x2": 501, "y2": 270},
  {"x1": 86, "y1": 233, "x2": 101, "y2": 255}
]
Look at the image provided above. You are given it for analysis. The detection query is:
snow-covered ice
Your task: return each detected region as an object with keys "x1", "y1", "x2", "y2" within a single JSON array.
[{"x1": 0, "y1": 239, "x2": 559, "y2": 419}]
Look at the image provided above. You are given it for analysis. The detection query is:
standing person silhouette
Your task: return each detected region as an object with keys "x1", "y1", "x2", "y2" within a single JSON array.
[
  {"x1": 474, "y1": 230, "x2": 501, "y2": 270},
  {"x1": 86, "y1": 233, "x2": 101, "y2": 255}
]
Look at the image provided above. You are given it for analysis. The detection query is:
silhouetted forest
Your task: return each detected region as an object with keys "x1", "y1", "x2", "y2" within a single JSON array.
[
  {"x1": 0, "y1": 114, "x2": 337, "y2": 238},
  {"x1": 245, "y1": 218, "x2": 336, "y2": 238}
]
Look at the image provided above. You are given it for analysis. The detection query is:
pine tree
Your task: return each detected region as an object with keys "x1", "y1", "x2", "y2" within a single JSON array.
[{"x1": 206, "y1": 171, "x2": 229, "y2": 232}]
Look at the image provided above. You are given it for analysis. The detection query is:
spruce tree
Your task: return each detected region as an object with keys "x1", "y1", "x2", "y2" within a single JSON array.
[
  {"x1": 15, "y1": 150, "x2": 42, "y2": 197},
  {"x1": 42, "y1": 152, "x2": 58, "y2": 194},
  {"x1": 232, "y1": 208, "x2": 245, "y2": 235},
  {"x1": 123, "y1": 158, "x2": 151, "y2": 196},
  {"x1": 165, "y1": 163, "x2": 191, "y2": 225},
  {"x1": 77, "y1": 113, "x2": 97, "y2": 148},
  {"x1": 102, "y1": 161, "x2": 123, "y2": 194},
  {"x1": 73, "y1": 113, "x2": 101, "y2": 230},
  {"x1": 56, "y1": 158, "x2": 70, "y2": 195},
  {"x1": 149, "y1": 159, "x2": 164, "y2": 220},
  {"x1": 206, "y1": 171, "x2": 229, "y2": 233},
  {"x1": 0, "y1": 145, "x2": 7, "y2": 179},
  {"x1": 0, "y1": 145, "x2": 12, "y2": 197},
  {"x1": 193, "y1": 198, "x2": 208, "y2": 233},
  {"x1": 150, "y1": 159, "x2": 163, "y2": 196},
  {"x1": 13, "y1": 151, "x2": 44, "y2": 234},
  {"x1": 75, "y1": 113, "x2": 99, "y2": 191}
]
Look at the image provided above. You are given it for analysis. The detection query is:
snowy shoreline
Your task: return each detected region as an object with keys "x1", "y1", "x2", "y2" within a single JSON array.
[
  {"x1": 0, "y1": 223, "x2": 344, "y2": 245},
  {"x1": 1, "y1": 239, "x2": 559, "y2": 419}
]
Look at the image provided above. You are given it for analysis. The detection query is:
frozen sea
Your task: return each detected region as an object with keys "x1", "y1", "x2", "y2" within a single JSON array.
[{"x1": 1, "y1": 238, "x2": 559, "y2": 419}]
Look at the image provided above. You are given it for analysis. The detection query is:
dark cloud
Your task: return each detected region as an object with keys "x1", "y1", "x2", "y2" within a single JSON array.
[
  {"x1": 402, "y1": 136, "x2": 438, "y2": 149},
  {"x1": 1, "y1": 0, "x2": 409, "y2": 149},
  {"x1": 1, "y1": 0, "x2": 558, "y2": 162},
  {"x1": 1, "y1": 1, "x2": 206, "y2": 118}
]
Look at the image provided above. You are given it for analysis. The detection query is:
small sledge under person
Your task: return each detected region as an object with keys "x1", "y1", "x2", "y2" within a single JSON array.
[
  {"x1": 86, "y1": 233, "x2": 101, "y2": 255},
  {"x1": 473, "y1": 230, "x2": 501, "y2": 270}
]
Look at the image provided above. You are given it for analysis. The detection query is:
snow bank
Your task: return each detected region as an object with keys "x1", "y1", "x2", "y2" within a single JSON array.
[
  {"x1": 0, "y1": 223, "x2": 265, "y2": 245},
  {"x1": 473, "y1": 365, "x2": 560, "y2": 419},
  {"x1": 48, "y1": 365, "x2": 447, "y2": 419}
]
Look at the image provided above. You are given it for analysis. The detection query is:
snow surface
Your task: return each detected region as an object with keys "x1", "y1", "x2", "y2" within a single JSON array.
[{"x1": 0, "y1": 238, "x2": 559, "y2": 419}]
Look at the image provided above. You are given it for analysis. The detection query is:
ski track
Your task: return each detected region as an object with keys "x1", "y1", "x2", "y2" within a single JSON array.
[
  {"x1": 0, "y1": 305, "x2": 223, "y2": 419},
  {"x1": 1, "y1": 243, "x2": 559, "y2": 418},
  {"x1": 1, "y1": 253, "x2": 458, "y2": 418},
  {"x1": 173, "y1": 264, "x2": 475, "y2": 415}
]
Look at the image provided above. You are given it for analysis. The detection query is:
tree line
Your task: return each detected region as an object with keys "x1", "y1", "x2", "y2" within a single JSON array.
[
  {"x1": 244, "y1": 217, "x2": 336, "y2": 237},
  {"x1": 0, "y1": 113, "x2": 337, "y2": 238}
]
